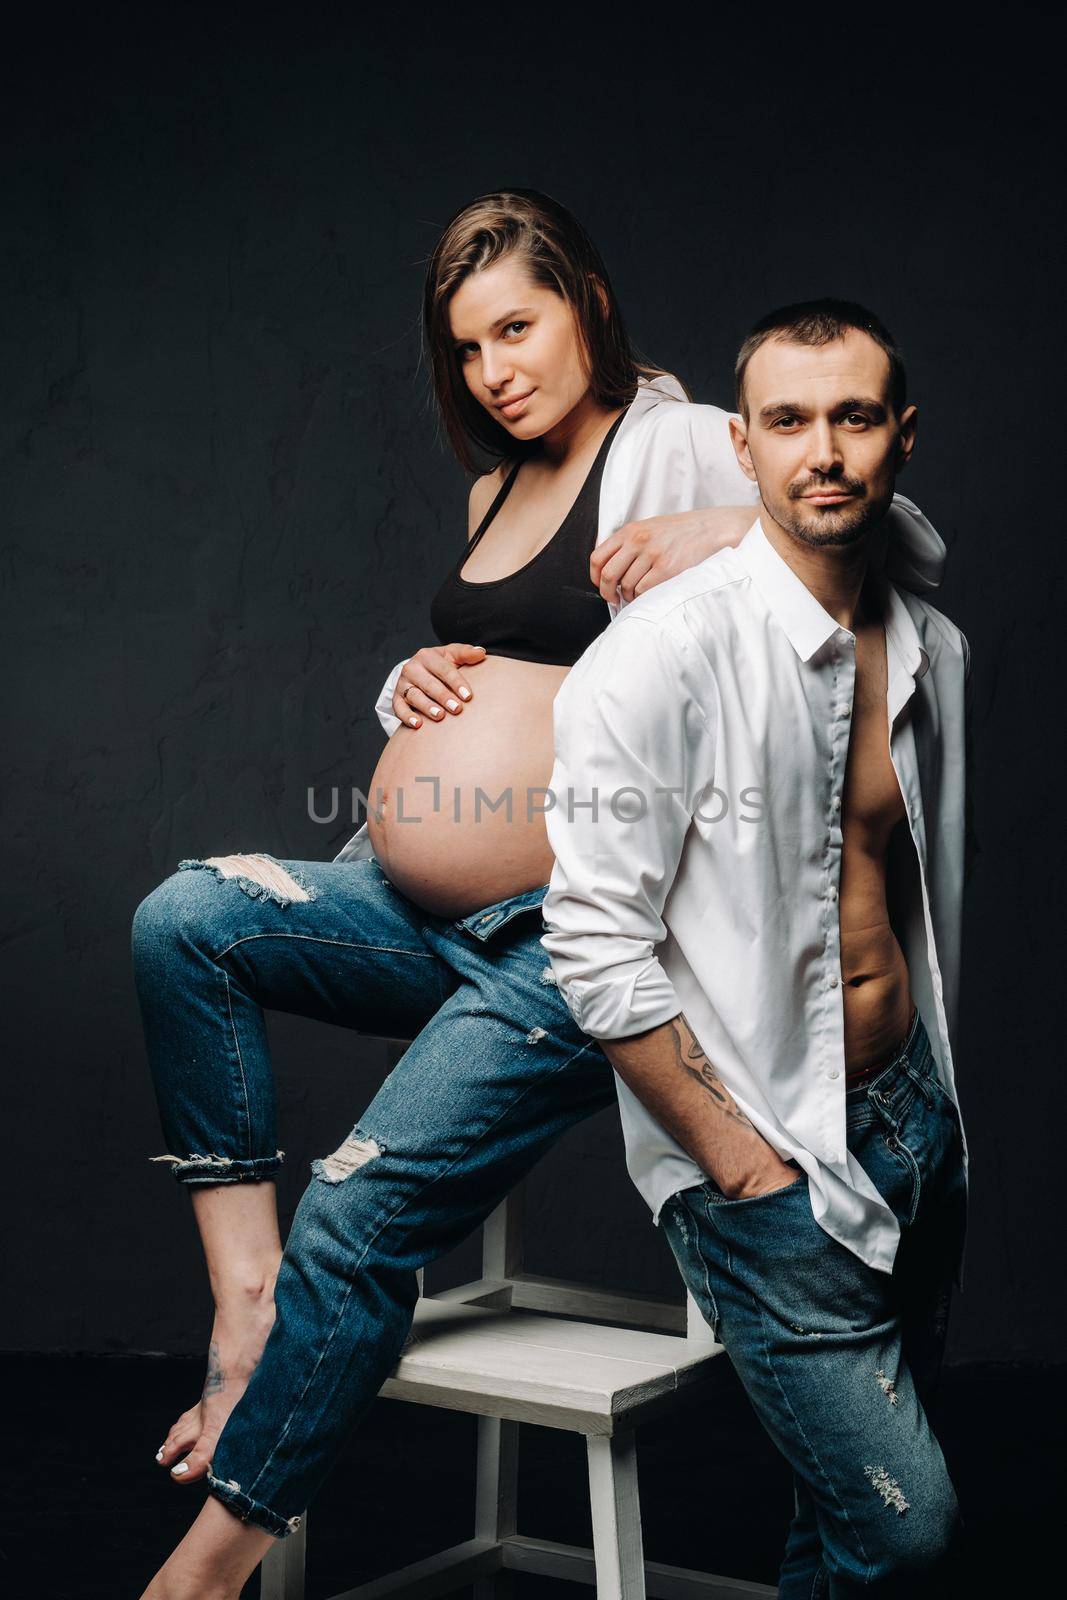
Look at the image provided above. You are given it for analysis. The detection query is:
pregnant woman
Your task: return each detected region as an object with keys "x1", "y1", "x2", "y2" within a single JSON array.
[{"x1": 134, "y1": 190, "x2": 945, "y2": 1600}]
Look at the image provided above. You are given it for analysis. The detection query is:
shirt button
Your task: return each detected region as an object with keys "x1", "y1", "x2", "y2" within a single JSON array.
[
  {"x1": 827, "y1": 1068, "x2": 840, "y2": 1080},
  {"x1": 828, "y1": 974, "x2": 839, "y2": 989},
  {"x1": 838, "y1": 704, "x2": 851, "y2": 719},
  {"x1": 827, "y1": 1150, "x2": 842, "y2": 1165},
  {"x1": 827, "y1": 885, "x2": 838, "y2": 901},
  {"x1": 831, "y1": 796, "x2": 841, "y2": 813}
]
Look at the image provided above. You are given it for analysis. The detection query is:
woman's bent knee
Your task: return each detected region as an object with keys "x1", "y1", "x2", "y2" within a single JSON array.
[
  {"x1": 132, "y1": 872, "x2": 191, "y2": 958},
  {"x1": 132, "y1": 869, "x2": 213, "y2": 968},
  {"x1": 132, "y1": 853, "x2": 307, "y2": 967}
]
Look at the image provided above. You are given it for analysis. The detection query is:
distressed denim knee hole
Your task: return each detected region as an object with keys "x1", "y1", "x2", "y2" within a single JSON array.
[
  {"x1": 312, "y1": 1131, "x2": 382, "y2": 1183},
  {"x1": 178, "y1": 853, "x2": 317, "y2": 908}
]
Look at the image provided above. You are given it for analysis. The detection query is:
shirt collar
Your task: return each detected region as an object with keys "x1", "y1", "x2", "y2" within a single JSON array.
[
  {"x1": 737, "y1": 518, "x2": 931, "y2": 698},
  {"x1": 736, "y1": 519, "x2": 844, "y2": 662},
  {"x1": 879, "y1": 574, "x2": 931, "y2": 719}
]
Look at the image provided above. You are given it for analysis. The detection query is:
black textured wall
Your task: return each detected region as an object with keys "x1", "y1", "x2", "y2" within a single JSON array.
[{"x1": 3, "y1": 11, "x2": 1063, "y2": 1363}]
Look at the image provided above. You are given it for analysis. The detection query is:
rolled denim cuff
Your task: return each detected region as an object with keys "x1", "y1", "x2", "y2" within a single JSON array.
[
  {"x1": 206, "y1": 1469, "x2": 303, "y2": 1539},
  {"x1": 150, "y1": 1151, "x2": 284, "y2": 1186}
]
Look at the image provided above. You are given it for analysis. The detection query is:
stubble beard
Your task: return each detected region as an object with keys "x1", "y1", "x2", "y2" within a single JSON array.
[{"x1": 772, "y1": 485, "x2": 894, "y2": 551}]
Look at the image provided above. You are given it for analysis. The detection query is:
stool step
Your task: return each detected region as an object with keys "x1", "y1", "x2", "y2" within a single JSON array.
[
  {"x1": 326, "y1": 1536, "x2": 500, "y2": 1600},
  {"x1": 318, "y1": 1533, "x2": 777, "y2": 1600},
  {"x1": 501, "y1": 1535, "x2": 777, "y2": 1598},
  {"x1": 380, "y1": 1298, "x2": 720, "y2": 1434}
]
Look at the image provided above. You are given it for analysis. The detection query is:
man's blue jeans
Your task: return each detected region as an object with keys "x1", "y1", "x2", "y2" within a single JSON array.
[
  {"x1": 132, "y1": 854, "x2": 614, "y2": 1536},
  {"x1": 660, "y1": 1009, "x2": 966, "y2": 1598}
]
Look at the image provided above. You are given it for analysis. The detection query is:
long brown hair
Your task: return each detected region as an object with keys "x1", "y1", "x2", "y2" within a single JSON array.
[{"x1": 424, "y1": 189, "x2": 670, "y2": 472}]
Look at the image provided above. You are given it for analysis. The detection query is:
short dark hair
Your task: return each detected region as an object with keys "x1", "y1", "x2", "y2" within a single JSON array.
[{"x1": 735, "y1": 298, "x2": 907, "y2": 418}]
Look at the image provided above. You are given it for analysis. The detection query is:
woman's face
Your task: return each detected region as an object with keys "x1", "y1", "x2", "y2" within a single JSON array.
[{"x1": 448, "y1": 255, "x2": 591, "y2": 442}]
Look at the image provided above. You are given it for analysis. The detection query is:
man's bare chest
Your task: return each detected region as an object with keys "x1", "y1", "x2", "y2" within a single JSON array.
[{"x1": 841, "y1": 622, "x2": 907, "y2": 837}]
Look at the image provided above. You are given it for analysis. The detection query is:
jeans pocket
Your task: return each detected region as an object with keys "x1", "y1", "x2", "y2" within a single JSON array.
[
  {"x1": 927, "y1": 1073, "x2": 965, "y2": 1139},
  {"x1": 703, "y1": 1179, "x2": 887, "y2": 1339},
  {"x1": 453, "y1": 885, "x2": 549, "y2": 943},
  {"x1": 702, "y1": 1170, "x2": 805, "y2": 1208},
  {"x1": 860, "y1": 1103, "x2": 923, "y2": 1228},
  {"x1": 661, "y1": 1194, "x2": 722, "y2": 1341}
]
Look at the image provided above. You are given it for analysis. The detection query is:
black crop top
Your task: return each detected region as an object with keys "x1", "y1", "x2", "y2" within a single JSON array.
[{"x1": 429, "y1": 411, "x2": 627, "y2": 667}]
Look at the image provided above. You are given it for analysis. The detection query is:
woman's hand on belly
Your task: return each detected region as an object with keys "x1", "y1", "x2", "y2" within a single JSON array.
[
  {"x1": 369, "y1": 655, "x2": 569, "y2": 917},
  {"x1": 393, "y1": 642, "x2": 488, "y2": 728}
]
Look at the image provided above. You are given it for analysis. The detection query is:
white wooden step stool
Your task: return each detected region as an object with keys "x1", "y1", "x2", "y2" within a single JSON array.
[{"x1": 261, "y1": 1043, "x2": 777, "y2": 1600}]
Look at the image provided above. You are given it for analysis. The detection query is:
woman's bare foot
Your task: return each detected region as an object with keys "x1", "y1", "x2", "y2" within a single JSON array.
[{"x1": 155, "y1": 1280, "x2": 278, "y2": 1484}]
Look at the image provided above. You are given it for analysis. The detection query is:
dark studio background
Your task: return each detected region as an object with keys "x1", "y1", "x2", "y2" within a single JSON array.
[{"x1": 2, "y1": 6, "x2": 1064, "y2": 1594}]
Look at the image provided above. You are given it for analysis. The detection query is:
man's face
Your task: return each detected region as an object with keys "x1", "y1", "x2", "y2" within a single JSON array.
[{"x1": 730, "y1": 330, "x2": 917, "y2": 550}]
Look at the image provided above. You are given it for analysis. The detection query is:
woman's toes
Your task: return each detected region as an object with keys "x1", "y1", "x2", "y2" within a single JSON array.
[
  {"x1": 170, "y1": 1444, "x2": 213, "y2": 1484},
  {"x1": 156, "y1": 1415, "x2": 201, "y2": 1464}
]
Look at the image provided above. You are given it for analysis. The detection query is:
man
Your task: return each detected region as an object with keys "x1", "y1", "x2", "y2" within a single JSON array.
[{"x1": 541, "y1": 300, "x2": 973, "y2": 1596}]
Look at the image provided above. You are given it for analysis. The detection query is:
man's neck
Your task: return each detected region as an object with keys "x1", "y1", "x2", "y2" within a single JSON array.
[{"x1": 758, "y1": 511, "x2": 874, "y2": 632}]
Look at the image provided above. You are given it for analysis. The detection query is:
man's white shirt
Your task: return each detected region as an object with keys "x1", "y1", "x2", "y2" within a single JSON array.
[{"x1": 541, "y1": 518, "x2": 972, "y2": 1274}]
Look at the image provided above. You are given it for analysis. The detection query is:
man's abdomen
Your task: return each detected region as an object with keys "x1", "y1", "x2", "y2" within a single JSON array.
[{"x1": 840, "y1": 916, "x2": 914, "y2": 1071}]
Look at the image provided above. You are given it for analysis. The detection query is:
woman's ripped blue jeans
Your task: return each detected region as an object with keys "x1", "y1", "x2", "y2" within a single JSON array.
[
  {"x1": 132, "y1": 854, "x2": 614, "y2": 1537},
  {"x1": 661, "y1": 1010, "x2": 967, "y2": 1598}
]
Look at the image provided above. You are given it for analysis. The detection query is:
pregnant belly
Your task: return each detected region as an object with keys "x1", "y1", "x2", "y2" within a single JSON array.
[{"x1": 367, "y1": 655, "x2": 570, "y2": 917}]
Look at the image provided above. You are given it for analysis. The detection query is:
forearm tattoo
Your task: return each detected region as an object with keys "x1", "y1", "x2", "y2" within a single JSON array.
[{"x1": 669, "y1": 1017, "x2": 756, "y2": 1132}]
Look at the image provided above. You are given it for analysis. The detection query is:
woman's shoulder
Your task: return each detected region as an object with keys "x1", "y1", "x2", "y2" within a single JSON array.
[
  {"x1": 621, "y1": 393, "x2": 744, "y2": 475},
  {"x1": 467, "y1": 463, "x2": 511, "y2": 539},
  {"x1": 629, "y1": 392, "x2": 738, "y2": 445},
  {"x1": 604, "y1": 389, "x2": 757, "y2": 513}
]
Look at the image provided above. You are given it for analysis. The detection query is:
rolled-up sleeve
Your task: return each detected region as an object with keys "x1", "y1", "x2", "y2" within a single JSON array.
[
  {"x1": 374, "y1": 657, "x2": 409, "y2": 738},
  {"x1": 541, "y1": 615, "x2": 709, "y2": 1040}
]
